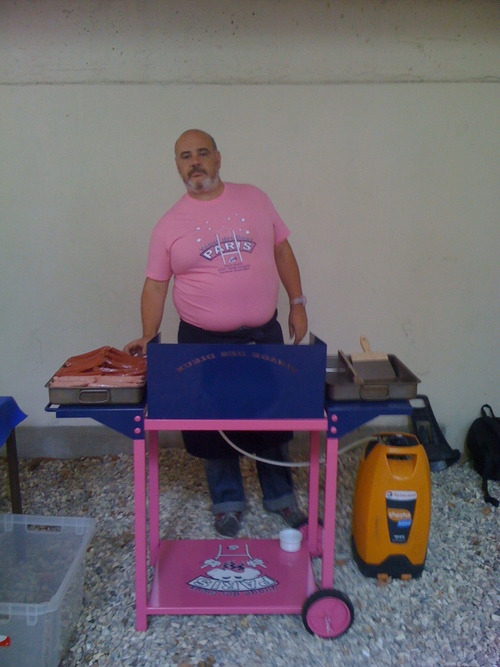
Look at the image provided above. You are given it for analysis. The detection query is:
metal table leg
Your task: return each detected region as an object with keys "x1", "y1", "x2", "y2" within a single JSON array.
[
  {"x1": 133, "y1": 437, "x2": 148, "y2": 631},
  {"x1": 6, "y1": 428, "x2": 22, "y2": 513}
]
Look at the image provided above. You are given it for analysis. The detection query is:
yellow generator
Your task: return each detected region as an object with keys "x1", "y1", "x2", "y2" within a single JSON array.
[{"x1": 352, "y1": 432, "x2": 431, "y2": 580}]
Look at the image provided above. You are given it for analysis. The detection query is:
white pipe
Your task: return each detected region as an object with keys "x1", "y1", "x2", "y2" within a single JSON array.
[{"x1": 218, "y1": 430, "x2": 372, "y2": 467}]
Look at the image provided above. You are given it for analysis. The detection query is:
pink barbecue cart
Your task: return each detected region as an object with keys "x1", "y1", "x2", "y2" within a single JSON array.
[{"x1": 47, "y1": 337, "x2": 412, "y2": 639}]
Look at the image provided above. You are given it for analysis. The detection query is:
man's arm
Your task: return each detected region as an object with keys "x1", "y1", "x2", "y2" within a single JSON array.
[
  {"x1": 124, "y1": 277, "x2": 170, "y2": 356},
  {"x1": 274, "y1": 240, "x2": 308, "y2": 344}
]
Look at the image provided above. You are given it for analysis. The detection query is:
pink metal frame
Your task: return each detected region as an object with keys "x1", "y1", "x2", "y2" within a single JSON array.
[
  {"x1": 47, "y1": 397, "x2": 411, "y2": 632},
  {"x1": 133, "y1": 416, "x2": 340, "y2": 631}
]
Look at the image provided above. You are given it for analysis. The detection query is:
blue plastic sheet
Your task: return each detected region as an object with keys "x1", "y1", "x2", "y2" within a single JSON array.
[{"x1": 0, "y1": 397, "x2": 27, "y2": 446}]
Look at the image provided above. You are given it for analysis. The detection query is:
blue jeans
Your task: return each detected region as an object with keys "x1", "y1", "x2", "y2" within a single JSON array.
[{"x1": 204, "y1": 443, "x2": 297, "y2": 515}]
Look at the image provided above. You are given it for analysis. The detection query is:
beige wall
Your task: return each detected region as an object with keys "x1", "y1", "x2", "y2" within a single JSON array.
[
  {"x1": 1, "y1": 1, "x2": 499, "y2": 450},
  {"x1": 2, "y1": 0, "x2": 499, "y2": 84}
]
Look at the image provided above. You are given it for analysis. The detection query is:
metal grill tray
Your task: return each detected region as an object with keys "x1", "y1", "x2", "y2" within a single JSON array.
[
  {"x1": 325, "y1": 354, "x2": 420, "y2": 401},
  {"x1": 45, "y1": 379, "x2": 145, "y2": 405}
]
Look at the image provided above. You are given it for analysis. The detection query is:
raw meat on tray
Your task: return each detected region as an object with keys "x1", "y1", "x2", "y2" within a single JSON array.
[
  {"x1": 49, "y1": 347, "x2": 146, "y2": 388},
  {"x1": 46, "y1": 346, "x2": 147, "y2": 404},
  {"x1": 54, "y1": 346, "x2": 145, "y2": 376}
]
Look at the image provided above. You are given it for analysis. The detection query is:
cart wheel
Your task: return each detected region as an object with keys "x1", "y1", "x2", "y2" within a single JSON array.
[{"x1": 302, "y1": 589, "x2": 354, "y2": 639}]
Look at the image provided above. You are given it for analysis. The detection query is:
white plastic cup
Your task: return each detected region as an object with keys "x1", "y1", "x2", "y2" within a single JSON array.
[{"x1": 279, "y1": 528, "x2": 303, "y2": 552}]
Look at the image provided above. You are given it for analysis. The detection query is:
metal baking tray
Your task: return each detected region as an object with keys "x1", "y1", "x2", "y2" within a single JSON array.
[
  {"x1": 325, "y1": 354, "x2": 420, "y2": 401},
  {"x1": 45, "y1": 379, "x2": 145, "y2": 405}
]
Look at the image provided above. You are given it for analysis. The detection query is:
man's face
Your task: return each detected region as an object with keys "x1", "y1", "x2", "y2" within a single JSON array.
[{"x1": 175, "y1": 131, "x2": 222, "y2": 198}]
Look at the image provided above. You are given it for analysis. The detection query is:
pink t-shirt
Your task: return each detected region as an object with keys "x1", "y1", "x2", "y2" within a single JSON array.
[{"x1": 146, "y1": 182, "x2": 290, "y2": 331}]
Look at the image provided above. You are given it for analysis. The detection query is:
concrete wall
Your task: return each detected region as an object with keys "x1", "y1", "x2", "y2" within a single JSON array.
[
  {"x1": 2, "y1": 0, "x2": 499, "y2": 84},
  {"x1": 1, "y1": 1, "x2": 499, "y2": 454}
]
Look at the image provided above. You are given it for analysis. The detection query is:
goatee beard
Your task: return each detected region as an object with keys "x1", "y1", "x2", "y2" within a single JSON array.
[{"x1": 186, "y1": 173, "x2": 219, "y2": 194}]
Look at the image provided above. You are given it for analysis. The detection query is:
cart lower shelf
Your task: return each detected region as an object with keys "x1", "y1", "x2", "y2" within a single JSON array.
[
  {"x1": 148, "y1": 538, "x2": 316, "y2": 615},
  {"x1": 46, "y1": 398, "x2": 413, "y2": 638}
]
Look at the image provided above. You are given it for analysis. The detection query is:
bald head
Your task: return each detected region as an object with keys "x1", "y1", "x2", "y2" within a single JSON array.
[{"x1": 175, "y1": 129, "x2": 217, "y2": 156}]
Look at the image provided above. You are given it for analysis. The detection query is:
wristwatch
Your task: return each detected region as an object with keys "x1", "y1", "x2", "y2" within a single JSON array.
[{"x1": 290, "y1": 295, "x2": 307, "y2": 307}]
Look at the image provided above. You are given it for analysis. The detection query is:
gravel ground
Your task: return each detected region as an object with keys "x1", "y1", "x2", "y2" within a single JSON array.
[{"x1": 1, "y1": 443, "x2": 499, "y2": 667}]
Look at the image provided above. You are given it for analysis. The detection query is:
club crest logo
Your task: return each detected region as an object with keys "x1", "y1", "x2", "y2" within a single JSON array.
[{"x1": 188, "y1": 543, "x2": 278, "y2": 595}]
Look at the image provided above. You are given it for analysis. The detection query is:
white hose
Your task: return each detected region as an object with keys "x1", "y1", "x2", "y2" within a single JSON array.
[{"x1": 218, "y1": 430, "x2": 373, "y2": 468}]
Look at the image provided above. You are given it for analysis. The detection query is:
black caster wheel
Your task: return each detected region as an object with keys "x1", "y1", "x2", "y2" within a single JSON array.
[{"x1": 302, "y1": 589, "x2": 354, "y2": 639}]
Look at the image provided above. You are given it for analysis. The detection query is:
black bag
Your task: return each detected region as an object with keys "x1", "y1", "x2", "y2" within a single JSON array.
[{"x1": 466, "y1": 405, "x2": 500, "y2": 506}]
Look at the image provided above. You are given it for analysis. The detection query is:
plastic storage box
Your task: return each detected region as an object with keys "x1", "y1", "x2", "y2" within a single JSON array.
[{"x1": 0, "y1": 514, "x2": 96, "y2": 667}]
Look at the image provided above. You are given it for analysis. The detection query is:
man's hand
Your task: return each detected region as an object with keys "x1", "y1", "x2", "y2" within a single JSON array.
[
  {"x1": 123, "y1": 336, "x2": 152, "y2": 357},
  {"x1": 124, "y1": 278, "x2": 170, "y2": 356},
  {"x1": 288, "y1": 304, "x2": 308, "y2": 344},
  {"x1": 274, "y1": 240, "x2": 308, "y2": 344}
]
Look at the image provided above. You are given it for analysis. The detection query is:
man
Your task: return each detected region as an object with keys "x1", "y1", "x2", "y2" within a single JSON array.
[{"x1": 125, "y1": 129, "x2": 308, "y2": 538}]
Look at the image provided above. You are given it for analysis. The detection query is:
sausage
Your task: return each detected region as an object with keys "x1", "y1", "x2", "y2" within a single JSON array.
[{"x1": 54, "y1": 346, "x2": 147, "y2": 378}]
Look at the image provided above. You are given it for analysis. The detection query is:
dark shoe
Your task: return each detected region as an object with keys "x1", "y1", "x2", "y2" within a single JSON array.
[
  {"x1": 273, "y1": 506, "x2": 307, "y2": 529},
  {"x1": 214, "y1": 511, "x2": 242, "y2": 538}
]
